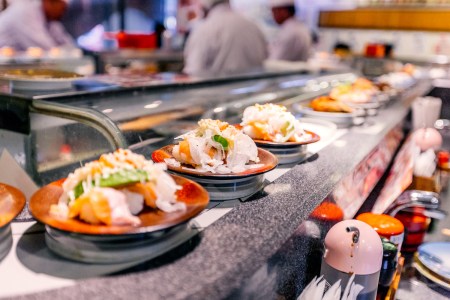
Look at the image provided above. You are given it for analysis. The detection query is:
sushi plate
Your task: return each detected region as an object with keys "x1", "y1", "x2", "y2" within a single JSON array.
[
  {"x1": 152, "y1": 146, "x2": 277, "y2": 180},
  {"x1": 341, "y1": 97, "x2": 381, "y2": 115},
  {"x1": 0, "y1": 183, "x2": 26, "y2": 228},
  {"x1": 293, "y1": 103, "x2": 360, "y2": 128},
  {"x1": 233, "y1": 124, "x2": 320, "y2": 165},
  {"x1": 248, "y1": 130, "x2": 320, "y2": 148},
  {"x1": 29, "y1": 175, "x2": 209, "y2": 238},
  {"x1": 250, "y1": 130, "x2": 320, "y2": 165},
  {"x1": 152, "y1": 146, "x2": 278, "y2": 200}
]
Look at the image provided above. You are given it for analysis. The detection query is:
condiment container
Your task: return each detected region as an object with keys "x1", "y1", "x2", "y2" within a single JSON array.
[
  {"x1": 395, "y1": 209, "x2": 430, "y2": 253},
  {"x1": 438, "y1": 151, "x2": 450, "y2": 170},
  {"x1": 413, "y1": 128, "x2": 442, "y2": 151},
  {"x1": 320, "y1": 220, "x2": 383, "y2": 300},
  {"x1": 309, "y1": 201, "x2": 344, "y2": 238},
  {"x1": 356, "y1": 213, "x2": 404, "y2": 250},
  {"x1": 378, "y1": 238, "x2": 398, "y2": 287}
]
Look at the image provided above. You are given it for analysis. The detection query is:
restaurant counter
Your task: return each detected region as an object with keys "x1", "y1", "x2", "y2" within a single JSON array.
[
  {"x1": 0, "y1": 71, "x2": 434, "y2": 299},
  {"x1": 396, "y1": 175, "x2": 450, "y2": 300}
]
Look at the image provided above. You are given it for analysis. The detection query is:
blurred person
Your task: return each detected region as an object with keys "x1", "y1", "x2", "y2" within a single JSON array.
[
  {"x1": 0, "y1": 0, "x2": 8, "y2": 12},
  {"x1": 269, "y1": 0, "x2": 311, "y2": 61},
  {"x1": 177, "y1": 0, "x2": 203, "y2": 47},
  {"x1": 0, "y1": 0, "x2": 74, "y2": 50},
  {"x1": 183, "y1": 0, "x2": 267, "y2": 76}
]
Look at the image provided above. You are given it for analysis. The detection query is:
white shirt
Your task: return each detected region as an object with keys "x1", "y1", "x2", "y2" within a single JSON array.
[
  {"x1": 0, "y1": 0, "x2": 74, "y2": 50},
  {"x1": 269, "y1": 17, "x2": 311, "y2": 62},
  {"x1": 183, "y1": 3, "x2": 267, "y2": 76}
]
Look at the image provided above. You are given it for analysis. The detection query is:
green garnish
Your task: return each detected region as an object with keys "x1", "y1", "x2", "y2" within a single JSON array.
[
  {"x1": 213, "y1": 135, "x2": 229, "y2": 149},
  {"x1": 73, "y1": 169, "x2": 149, "y2": 200},
  {"x1": 281, "y1": 121, "x2": 293, "y2": 136},
  {"x1": 382, "y1": 240, "x2": 398, "y2": 252},
  {"x1": 73, "y1": 183, "x2": 84, "y2": 200}
]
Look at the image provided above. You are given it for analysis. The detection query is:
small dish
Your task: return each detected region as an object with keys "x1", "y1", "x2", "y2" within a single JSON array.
[
  {"x1": 418, "y1": 242, "x2": 450, "y2": 280},
  {"x1": 0, "y1": 183, "x2": 26, "y2": 228},
  {"x1": 341, "y1": 98, "x2": 381, "y2": 110},
  {"x1": 152, "y1": 146, "x2": 278, "y2": 200},
  {"x1": 249, "y1": 129, "x2": 320, "y2": 147},
  {"x1": 0, "y1": 69, "x2": 83, "y2": 91},
  {"x1": 414, "y1": 254, "x2": 450, "y2": 291},
  {"x1": 29, "y1": 175, "x2": 209, "y2": 237},
  {"x1": 250, "y1": 130, "x2": 319, "y2": 165}
]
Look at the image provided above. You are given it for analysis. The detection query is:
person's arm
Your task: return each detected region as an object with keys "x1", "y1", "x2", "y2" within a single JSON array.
[
  {"x1": 12, "y1": 7, "x2": 60, "y2": 49},
  {"x1": 48, "y1": 21, "x2": 75, "y2": 47}
]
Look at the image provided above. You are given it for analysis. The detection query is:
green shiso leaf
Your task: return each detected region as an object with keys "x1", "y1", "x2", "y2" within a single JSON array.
[
  {"x1": 73, "y1": 169, "x2": 148, "y2": 200},
  {"x1": 213, "y1": 135, "x2": 229, "y2": 149}
]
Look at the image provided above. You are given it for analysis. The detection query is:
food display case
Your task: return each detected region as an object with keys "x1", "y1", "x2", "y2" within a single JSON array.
[
  {"x1": 0, "y1": 70, "x2": 354, "y2": 185},
  {"x1": 0, "y1": 68, "x2": 443, "y2": 299}
]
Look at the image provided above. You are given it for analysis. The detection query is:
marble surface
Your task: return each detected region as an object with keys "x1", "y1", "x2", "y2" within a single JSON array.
[{"x1": 4, "y1": 83, "x2": 431, "y2": 300}]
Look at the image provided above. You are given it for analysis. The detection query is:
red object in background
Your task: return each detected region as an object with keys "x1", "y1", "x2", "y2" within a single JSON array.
[
  {"x1": 116, "y1": 31, "x2": 157, "y2": 49},
  {"x1": 59, "y1": 144, "x2": 73, "y2": 161},
  {"x1": 365, "y1": 43, "x2": 386, "y2": 58},
  {"x1": 395, "y1": 209, "x2": 430, "y2": 253},
  {"x1": 310, "y1": 202, "x2": 344, "y2": 222},
  {"x1": 309, "y1": 201, "x2": 344, "y2": 239},
  {"x1": 438, "y1": 151, "x2": 450, "y2": 169}
]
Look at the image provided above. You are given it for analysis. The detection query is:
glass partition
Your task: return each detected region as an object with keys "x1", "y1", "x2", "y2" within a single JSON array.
[{"x1": 0, "y1": 71, "x2": 356, "y2": 186}]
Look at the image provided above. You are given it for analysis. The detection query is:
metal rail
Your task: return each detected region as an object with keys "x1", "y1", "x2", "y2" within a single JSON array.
[{"x1": 30, "y1": 100, "x2": 128, "y2": 149}]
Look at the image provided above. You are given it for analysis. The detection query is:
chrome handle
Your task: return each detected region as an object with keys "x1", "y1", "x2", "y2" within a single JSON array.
[
  {"x1": 31, "y1": 100, "x2": 127, "y2": 149},
  {"x1": 384, "y1": 190, "x2": 442, "y2": 217}
]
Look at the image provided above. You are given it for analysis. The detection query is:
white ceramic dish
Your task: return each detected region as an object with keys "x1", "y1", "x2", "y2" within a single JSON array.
[
  {"x1": 0, "y1": 69, "x2": 83, "y2": 91},
  {"x1": 299, "y1": 118, "x2": 338, "y2": 141},
  {"x1": 414, "y1": 257, "x2": 450, "y2": 291},
  {"x1": 418, "y1": 242, "x2": 450, "y2": 280}
]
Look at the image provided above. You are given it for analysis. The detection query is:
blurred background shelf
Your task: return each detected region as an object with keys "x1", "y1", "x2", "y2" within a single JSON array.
[{"x1": 319, "y1": 8, "x2": 450, "y2": 32}]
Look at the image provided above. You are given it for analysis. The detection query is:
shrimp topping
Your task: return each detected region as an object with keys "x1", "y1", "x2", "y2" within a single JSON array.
[
  {"x1": 51, "y1": 149, "x2": 185, "y2": 226},
  {"x1": 168, "y1": 119, "x2": 260, "y2": 174},
  {"x1": 241, "y1": 104, "x2": 311, "y2": 143}
]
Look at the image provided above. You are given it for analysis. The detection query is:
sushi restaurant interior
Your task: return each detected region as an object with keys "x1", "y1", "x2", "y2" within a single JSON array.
[{"x1": 0, "y1": 0, "x2": 450, "y2": 299}]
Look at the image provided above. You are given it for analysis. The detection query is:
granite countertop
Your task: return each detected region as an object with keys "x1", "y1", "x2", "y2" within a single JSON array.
[{"x1": 6, "y1": 82, "x2": 431, "y2": 300}]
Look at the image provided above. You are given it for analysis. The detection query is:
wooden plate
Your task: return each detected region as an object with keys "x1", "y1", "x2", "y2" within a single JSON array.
[
  {"x1": 252, "y1": 130, "x2": 320, "y2": 148},
  {"x1": 234, "y1": 124, "x2": 320, "y2": 148},
  {"x1": 0, "y1": 183, "x2": 26, "y2": 228},
  {"x1": 29, "y1": 175, "x2": 209, "y2": 236},
  {"x1": 152, "y1": 146, "x2": 278, "y2": 179}
]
